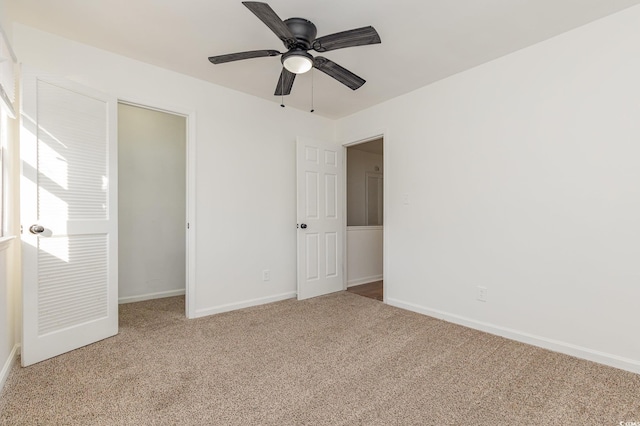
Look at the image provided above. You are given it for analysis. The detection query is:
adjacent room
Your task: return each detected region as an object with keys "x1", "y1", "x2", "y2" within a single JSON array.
[
  {"x1": 345, "y1": 138, "x2": 384, "y2": 302},
  {"x1": 1, "y1": 0, "x2": 640, "y2": 424}
]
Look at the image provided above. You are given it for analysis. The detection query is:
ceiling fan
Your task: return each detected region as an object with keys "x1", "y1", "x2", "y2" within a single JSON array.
[{"x1": 208, "y1": 1, "x2": 381, "y2": 96}]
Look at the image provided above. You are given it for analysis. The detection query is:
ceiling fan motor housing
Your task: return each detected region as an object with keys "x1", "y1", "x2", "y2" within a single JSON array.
[
  {"x1": 284, "y1": 17, "x2": 317, "y2": 50},
  {"x1": 208, "y1": 2, "x2": 381, "y2": 96}
]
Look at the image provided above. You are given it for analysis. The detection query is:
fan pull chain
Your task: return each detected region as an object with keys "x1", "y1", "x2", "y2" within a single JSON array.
[
  {"x1": 280, "y1": 67, "x2": 285, "y2": 108},
  {"x1": 310, "y1": 68, "x2": 315, "y2": 113}
]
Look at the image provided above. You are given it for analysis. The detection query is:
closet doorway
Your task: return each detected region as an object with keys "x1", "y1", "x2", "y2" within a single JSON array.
[
  {"x1": 117, "y1": 103, "x2": 187, "y2": 309},
  {"x1": 345, "y1": 137, "x2": 384, "y2": 301}
]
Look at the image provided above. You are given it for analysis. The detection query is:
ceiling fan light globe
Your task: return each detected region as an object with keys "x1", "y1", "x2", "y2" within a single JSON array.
[{"x1": 283, "y1": 55, "x2": 313, "y2": 74}]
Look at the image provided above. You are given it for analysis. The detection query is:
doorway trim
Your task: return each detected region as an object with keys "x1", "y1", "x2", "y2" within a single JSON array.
[
  {"x1": 117, "y1": 97, "x2": 197, "y2": 319},
  {"x1": 342, "y1": 132, "x2": 386, "y2": 303}
]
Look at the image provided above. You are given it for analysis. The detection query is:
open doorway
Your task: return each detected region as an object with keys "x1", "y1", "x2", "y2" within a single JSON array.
[
  {"x1": 345, "y1": 137, "x2": 383, "y2": 301},
  {"x1": 117, "y1": 103, "x2": 187, "y2": 312}
]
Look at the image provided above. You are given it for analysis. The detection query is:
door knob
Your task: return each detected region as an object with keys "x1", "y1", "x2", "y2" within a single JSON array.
[
  {"x1": 29, "y1": 224, "x2": 45, "y2": 234},
  {"x1": 300, "y1": 223, "x2": 307, "y2": 229}
]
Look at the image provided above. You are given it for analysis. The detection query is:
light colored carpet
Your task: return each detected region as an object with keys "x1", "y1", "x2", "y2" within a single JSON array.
[{"x1": 1, "y1": 292, "x2": 639, "y2": 425}]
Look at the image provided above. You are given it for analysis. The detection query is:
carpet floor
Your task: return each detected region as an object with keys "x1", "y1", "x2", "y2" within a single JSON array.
[{"x1": 1, "y1": 292, "x2": 639, "y2": 425}]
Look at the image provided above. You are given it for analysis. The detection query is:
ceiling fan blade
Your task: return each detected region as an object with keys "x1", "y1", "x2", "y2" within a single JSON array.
[
  {"x1": 242, "y1": 2, "x2": 296, "y2": 47},
  {"x1": 208, "y1": 50, "x2": 281, "y2": 64},
  {"x1": 274, "y1": 68, "x2": 296, "y2": 96},
  {"x1": 313, "y1": 57, "x2": 365, "y2": 90},
  {"x1": 312, "y1": 26, "x2": 381, "y2": 53}
]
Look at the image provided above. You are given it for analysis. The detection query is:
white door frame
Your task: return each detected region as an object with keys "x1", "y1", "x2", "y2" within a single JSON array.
[
  {"x1": 342, "y1": 133, "x2": 386, "y2": 303},
  {"x1": 117, "y1": 98, "x2": 197, "y2": 319}
]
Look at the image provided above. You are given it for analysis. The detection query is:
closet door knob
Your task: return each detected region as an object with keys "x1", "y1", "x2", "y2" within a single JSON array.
[{"x1": 29, "y1": 224, "x2": 45, "y2": 234}]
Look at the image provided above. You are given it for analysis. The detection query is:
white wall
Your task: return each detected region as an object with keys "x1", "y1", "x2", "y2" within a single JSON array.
[
  {"x1": 11, "y1": 24, "x2": 335, "y2": 318},
  {"x1": 118, "y1": 103, "x2": 186, "y2": 303},
  {"x1": 0, "y1": 107, "x2": 20, "y2": 393},
  {"x1": 0, "y1": 0, "x2": 9, "y2": 42},
  {"x1": 0, "y1": 8, "x2": 20, "y2": 391},
  {"x1": 0, "y1": 245, "x2": 11, "y2": 388},
  {"x1": 0, "y1": 108, "x2": 19, "y2": 395},
  {"x1": 337, "y1": 5, "x2": 640, "y2": 373},
  {"x1": 0, "y1": 238, "x2": 18, "y2": 390},
  {"x1": 347, "y1": 147, "x2": 383, "y2": 226},
  {"x1": 347, "y1": 226, "x2": 383, "y2": 287}
]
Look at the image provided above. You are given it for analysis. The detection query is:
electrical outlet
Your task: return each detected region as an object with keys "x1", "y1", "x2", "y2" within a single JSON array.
[
  {"x1": 262, "y1": 270, "x2": 270, "y2": 281},
  {"x1": 477, "y1": 286, "x2": 487, "y2": 302}
]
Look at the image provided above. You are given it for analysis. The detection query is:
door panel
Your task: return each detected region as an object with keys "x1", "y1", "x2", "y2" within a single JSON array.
[
  {"x1": 305, "y1": 233, "x2": 319, "y2": 280},
  {"x1": 325, "y1": 232, "x2": 338, "y2": 277},
  {"x1": 325, "y1": 174, "x2": 337, "y2": 218},
  {"x1": 37, "y1": 234, "x2": 109, "y2": 335},
  {"x1": 296, "y1": 137, "x2": 343, "y2": 300},
  {"x1": 21, "y1": 69, "x2": 118, "y2": 366}
]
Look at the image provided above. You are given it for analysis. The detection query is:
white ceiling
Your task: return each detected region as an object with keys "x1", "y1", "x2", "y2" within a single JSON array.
[{"x1": 8, "y1": 0, "x2": 640, "y2": 119}]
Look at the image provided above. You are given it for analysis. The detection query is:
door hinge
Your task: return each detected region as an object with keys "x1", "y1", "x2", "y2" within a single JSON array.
[{"x1": 187, "y1": 223, "x2": 190, "y2": 229}]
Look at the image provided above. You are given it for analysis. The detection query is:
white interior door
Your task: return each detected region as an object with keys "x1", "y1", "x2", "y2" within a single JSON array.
[
  {"x1": 296, "y1": 137, "x2": 344, "y2": 300},
  {"x1": 20, "y1": 69, "x2": 118, "y2": 366}
]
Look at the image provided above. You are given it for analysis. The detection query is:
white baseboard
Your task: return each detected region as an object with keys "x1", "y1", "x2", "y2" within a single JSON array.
[
  {"x1": 387, "y1": 298, "x2": 640, "y2": 375},
  {"x1": 193, "y1": 292, "x2": 296, "y2": 319},
  {"x1": 0, "y1": 344, "x2": 20, "y2": 393},
  {"x1": 118, "y1": 289, "x2": 185, "y2": 304},
  {"x1": 347, "y1": 275, "x2": 383, "y2": 288}
]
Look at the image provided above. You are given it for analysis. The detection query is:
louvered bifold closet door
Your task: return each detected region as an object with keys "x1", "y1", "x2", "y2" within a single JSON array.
[{"x1": 21, "y1": 69, "x2": 118, "y2": 366}]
